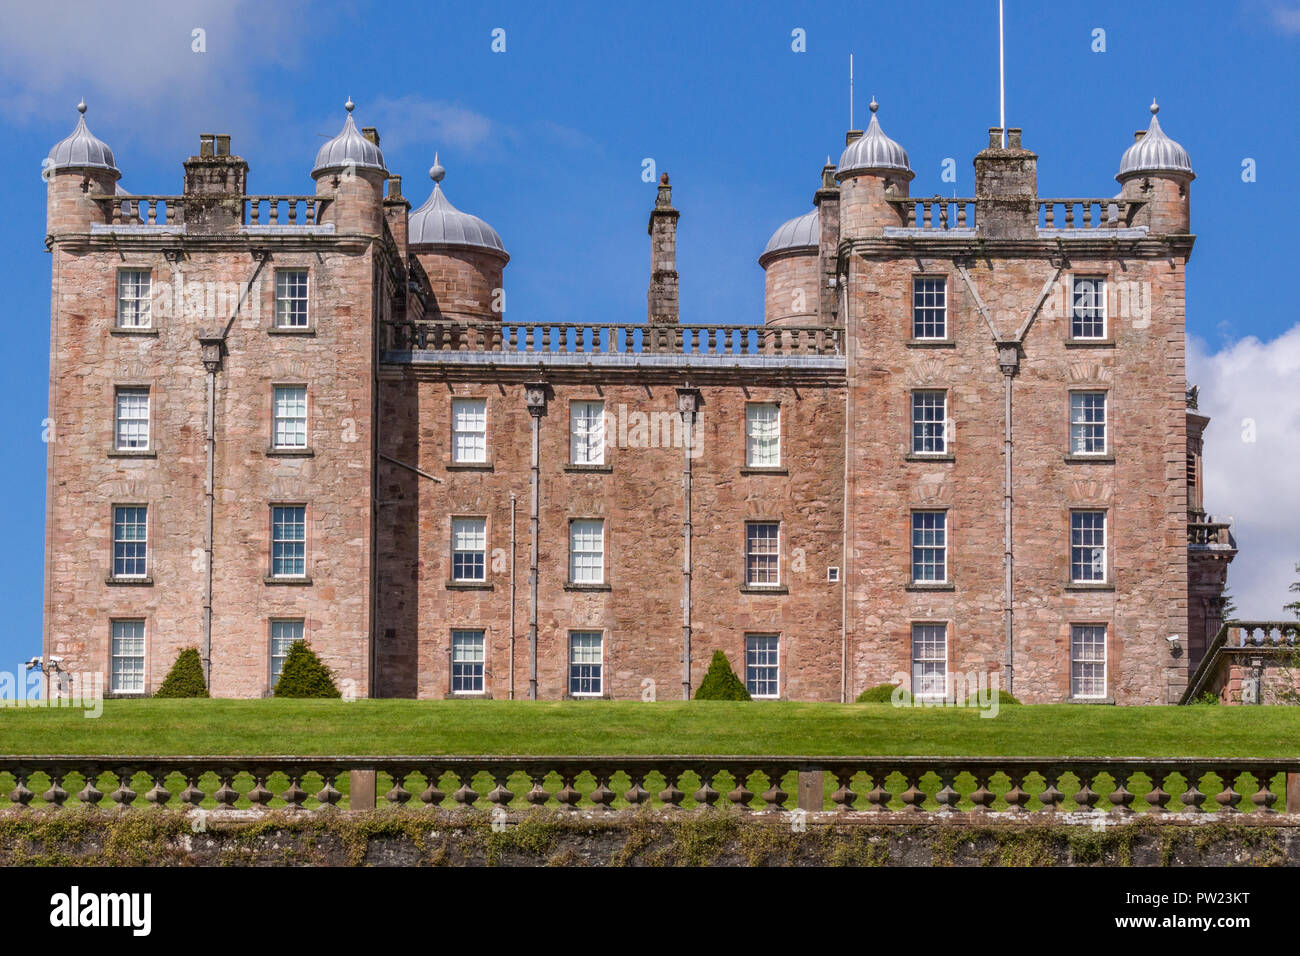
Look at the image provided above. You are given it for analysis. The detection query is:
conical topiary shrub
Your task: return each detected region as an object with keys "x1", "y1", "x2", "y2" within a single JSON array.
[
  {"x1": 154, "y1": 647, "x2": 209, "y2": 698},
  {"x1": 273, "y1": 640, "x2": 341, "y2": 698},
  {"x1": 693, "y1": 650, "x2": 752, "y2": 700}
]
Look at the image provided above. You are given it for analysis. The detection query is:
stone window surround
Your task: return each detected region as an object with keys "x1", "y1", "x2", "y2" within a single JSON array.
[
  {"x1": 448, "y1": 627, "x2": 492, "y2": 698},
  {"x1": 565, "y1": 516, "x2": 610, "y2": 590},
  {"x1": 909, "y1": 272, "x2": 952, "y2": 345},
  {"x1": 743, "y1": 632, "x2": 782, "y2": 699},
  {"x1": 907, "y1": 387, "x2": 953, "y2": 461},
  {"x1": 107, "y1": 616, "x2": 148, "y2": 697},
  {"x1": 448, "y1": 513, "x2": 492, "y2": 589},
  {"x1": 448, "y1": 394, "x2": 492, "y2": 469},
  {"x1": 1066, "y1": 272, "x2": 1111, "y2": 345},
  {"x1": 741, "y1": 519, "x2": 786, "y2": 594},
  {"x1": 744, "y1": 399, "x2": 782, "y2": 470},
  {"x1": 268, "y1": 266, "x2": 313, "y2": 333},
  {"x1": 1068, "y1": 621, "x2": 1111, "y2": 702},
  {"x1": 105, "y1": 501, "x2": 152, "y2": 586},
  {"x1": 1064, "y1": 386, "x2": 1113, "y2": 463},
  {"x1": 910, "y1": 619, "x2": 950, "y2": 702},
  {"x1": 115, "y1": 266, "x2": 153, "y2": 331},
  {"x1": 567, "y1": 397, "x2": 607, "y2": 468},
  {"x1": 566, "y1": 630, "x2": 605, "y2": 698},
  {"x1": 268, "y1": 381, "x2": 313, "y2": 456},
  {"x1": 1065, "y1": 507, "x2": 1113, "y2": 590},
  {"x1": 907, "y1": 507, "x2": 952, "y2": 591},
  {"x1": 265, "y1": 500, "x2": 311, "y2": 585},
  {"x1": 268, "y1": 617, "x2": 306, "y2": 693},
  {"x1": 110, "y1": 382, "x2": 155, "y2": 458}
]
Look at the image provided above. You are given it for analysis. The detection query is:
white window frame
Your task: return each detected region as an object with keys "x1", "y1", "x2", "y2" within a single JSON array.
[
  {"x1": 911, "y1": 390, "x2": 948, "y2": 455},
  {"x1": 745, "y1": 521, "x2": 781, "y2": 587},
  {"x1": 274, "y1": 269, "x2": 310, "y2": 329},
  {"x1": 451, "y1": 629, "x2": 487, "y2": 695},
  {"x1": 1069, "y1": 390, "x2": 1108, "y2": 456},
  {"x1": 745, "y1": 402, "x2": 781, "y2": 467},
  {"x1": 1070, "y1": 624, "x2": 1108, "y2": 699},
  {"x1": 568, "y1": 631, "x2": 603, "y2": 697},
  {"x1": 116, "y1": 269, "x2": 152, "y2": 329},
  {"x1": 114, "y1": 387, "x2": 150, "y2": 451},
  {"x1": 745, "y1": 634, "x2": 780, "y2": 699},
  {"x1": 110, "y1": 620, "x2": 146, "y2": 695},
  {"x1": 270, "y1": 619, "x2": 304, "y2": 686},
  {"x1": 1070, "y1": 276, "x2": 1108, "y2": 340},
  {"x1": 451, "y1": 517, "x2": 487, "y2": 582},
  {"x1": 911, "y1": 511, "x2": 948, "y2": 584},
  {"x1": 272, "y1": 385, "x2": 308, "y2": 450},
  {"x1": 1070, "y1": 510, "x2": 1107, "y2": 583},
  {"x1": 912, "y1": 276, "x2": 947, "y2": 340},
  {"x1": 271, "y1": 505, "x2": 307, "y2": 579},
  {"x1": 451, "y1": 398, "x2": 488, "y2": 464},
  {"x1": 569, "y1": 519, "x2": 605, "y2": 585},
  {"x1": 911, "y1": 623, "x2": 948, "y2": 701},
  {"x1": 570, "y1": 400, "x2": 606, "y2": 465},
  {"x1": 112, "y1": 505, "x2": 148, "y2": 579}
]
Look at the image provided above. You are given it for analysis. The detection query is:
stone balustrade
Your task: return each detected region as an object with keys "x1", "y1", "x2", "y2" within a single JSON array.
[
  {"x1": 389, "y1": 320, "x2": 844, "y2": 357},
  {"x1": 887, "y1": 197, "x2": 977, "y2": 231},
  {"x1": 1038, "y1": 198, "x2": 1144, "y2": 230},
  {"x1": 96, "y1": 195, "x2": 181, "y2": 226},
  {"x1": 1228, "y1": 621, "x2": 1300, "y2": 648},
  {"x1": 2, "y1": 756, "x2": 1295, "y2": 815},
  {"x1": 1187, "y1": 518, "x2": 1234, "y2": 548},
  {"x1": 244, "y1": 195, "x2": 328, "y2": 226},
  {"x1": 91, "y1": 195, "x2": 329, "y2": 228}
]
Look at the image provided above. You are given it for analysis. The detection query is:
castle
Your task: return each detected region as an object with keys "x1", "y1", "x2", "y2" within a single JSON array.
[{"x1": 41, "y1": 96, "x2": 1236, "y2": 703}]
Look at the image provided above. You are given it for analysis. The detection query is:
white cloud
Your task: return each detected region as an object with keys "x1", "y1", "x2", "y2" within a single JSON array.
[
  {"x1": 1188, "y1": 325, "x2": 1300, "y2": 619},
  {"x1": 366, "y1": 95, "x2": 495, "y2": 154},
  {"x1": 1274, "y1": 4, "x2": 1300, "y2": 33}
]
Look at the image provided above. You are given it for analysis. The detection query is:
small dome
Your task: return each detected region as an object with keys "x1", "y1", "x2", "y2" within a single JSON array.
[
  {"x1": 837, "y1": 98, "x2": 912, "y2": 178},
  {"x1": 408, "y1": 158, "x2": 507, "y2": 258},
  {"x1": 311, "y1": 98, "x2": 386, "y2": 177},
  {"x1": 46, "y1": 100, "x2": 119, "y2": 177},
  {"x1": 759, "y1": 208, "x2": 818, "y2": 266},
  {"x1": 1117, "y1": 100, "x2": 1193, "y2": 181}
]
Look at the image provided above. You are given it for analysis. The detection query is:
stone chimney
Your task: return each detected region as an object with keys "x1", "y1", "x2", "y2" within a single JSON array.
[
  {"x1": 814, "y1": 159, "x2": 841, "y2": 324},
  {"x1": 647, "y1": 173, "x2": 679, "y2": 325},
  {"x1": 182, "y1": 133, "x2": 249, "y2": 233},
  {"x1": 974, "y1": 128, "x2": 1038, "y2": 239},
  {"x1": 383, "y1": 175, "x2": 410, "y2": 257}
]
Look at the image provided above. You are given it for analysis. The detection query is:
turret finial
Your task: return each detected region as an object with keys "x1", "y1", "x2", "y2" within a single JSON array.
[
  {"x1": 1150, "y1": 98, "x2": 1159, "y2": 116},
  {"x1": 345, "y1": 96, "x2": 355, "y2": 113},
  {"x1": 869, "y1": 96, "x2": 879, "y2": 114},
  {"x1": 430, "y1": 152, "x2": 445, "y2": 183},
  {"x1": 77, "y1": 98, "x2": 86, "y2": 115}
]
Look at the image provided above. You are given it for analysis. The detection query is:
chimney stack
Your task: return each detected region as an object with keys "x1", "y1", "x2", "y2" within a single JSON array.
[
  {"x1": 183, "y1": 133, "x2": 249, "y2": 233},
  {"x1": 974, "y1": 127, "x2": 1038, "y2": 239},
  {"x1": 647, "y1": 173, "x2": 679, "y2": 325}
]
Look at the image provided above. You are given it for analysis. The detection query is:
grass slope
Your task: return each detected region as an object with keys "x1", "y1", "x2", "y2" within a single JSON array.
[{"x1": 1, "y1": 699, "x2": 1296, "y2": 757}]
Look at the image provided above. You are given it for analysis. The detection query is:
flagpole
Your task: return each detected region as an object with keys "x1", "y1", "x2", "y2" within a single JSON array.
[
  {"x1": 850, "y1": 53, "x2": 855, "y2": 129},
  {"x1": 999, "y1": 0, "x2": 1006, "y2": 146}
]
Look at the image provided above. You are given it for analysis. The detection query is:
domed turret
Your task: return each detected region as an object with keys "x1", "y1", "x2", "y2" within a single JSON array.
[
  {"x1": 311, "y1": 97, "x2": 386, "y2": 177},
  {"x1": 409, "y1": 158, "x2": 508, "y2": 321},
  {"x1": 46, "y1": 100, "x2": 120, "y2": 177},
  {"x1": 759, "y1": 209, "x2": 819, "y2": 326},
  {"x1": 834, "y1": 99, "x2": 913, "y2": 238},
  {"x1": 1116, "y1": 100, "x2": 1193, "y2": 235}
]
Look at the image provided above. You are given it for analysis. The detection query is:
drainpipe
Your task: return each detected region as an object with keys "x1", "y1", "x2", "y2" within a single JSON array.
[
  {"x1": 676, "y1": 387, "x2": 700, "y2": 699},
  {"x1": 524, "y1": 383, "x2": 548, "y2": 700},
  {"x1": 838, "y1": 255, "x2": 851, "y2": 703},
  {"x1": 997, "y1": 341, "x2": 1021, "y2": 697},
  {"x1": 509, "y1": 491, "x2": 517, "y2": 699}
]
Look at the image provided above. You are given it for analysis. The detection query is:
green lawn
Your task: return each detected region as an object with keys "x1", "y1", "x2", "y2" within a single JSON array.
[{"x1": 1, "y1": 698, "x2": 1296, "y2": 757}]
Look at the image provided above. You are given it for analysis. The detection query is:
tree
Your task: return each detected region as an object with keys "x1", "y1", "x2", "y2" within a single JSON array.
[
  {"x1": 1285, "y1": 563, "x2": 1300, "y2": 619},
  {"x1": 693, "y1": 650, "x2": 752, "y2": 701},
  {"x1": 273, "y1": 641, "x2": 341, "y2": 698},
  {"x1": 1220, "y1": 586, "x2": 1238, "y2": 621},
  {"x1": 154, "y1": 647, "x2": 208, "y2": 698}
]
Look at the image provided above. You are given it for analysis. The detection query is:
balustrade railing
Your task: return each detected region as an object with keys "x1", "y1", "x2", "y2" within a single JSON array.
[
  {"x1": 1227, "y1": 621, "x2": 1300, "y2": 648},
  {"x1": 1, "y1": 756, "x2": 1293, "y2": 815},
  {"x1": 1038, "y1": 198, "x2": 1144, "y2": 230},
  {"x1": 389, "y1": 321, "x2": 843, "y2": 357},
  {"x1": 244, "y1": 195, "x2": 328, "y2": 226},
  {"x1": 1187, "y1": 519, "x2": 1234, "y2": 548},
  {"x1": 90, "y1": 195, "x2": 329, "y2": 228},
  {"x1": 888, "y1": 197, "x2": 976, "y2": 231},
  {"x1": 98, "y1": 195, "x2": 180, "y2": 226}
]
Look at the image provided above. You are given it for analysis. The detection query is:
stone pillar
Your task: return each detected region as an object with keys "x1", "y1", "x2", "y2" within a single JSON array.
[
  {"x1": 182, "y1": 134, "x2": 249, "y2": 234},
  {"x1": 350, "y1": 770, "x2": 377, "y2": 810},
  {"x1": 974, "y1": 128, "x2": 1038, "y2": 239},
  {"x1": 647, "y1": 173, "x2": 679, "y2": 325},
  {"x1": 797, "y1": 771, "x2": 824, "y2": 812}
]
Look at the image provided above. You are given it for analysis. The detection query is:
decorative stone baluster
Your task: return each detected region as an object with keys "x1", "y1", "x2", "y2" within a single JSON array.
[
  {"x1": 417, "y1": 769, "x2": 445, "y2": 807},
  {"x1": 658, "y1": 770, "x2": 686, "y2": 810},
  {"x1": 268, "y1": 199, "x2": 279, "y2": 226},
  {"x1": 486, "y1": 772, "x2": 515, "y2": 809},
  {"x1": 212, "y1": 774, "x2": 238, "y2": 808},
  {"x1": 524, "y1": 772, "x2": 550, "y2": 807},
  {"x1": 938, "y1": 202, "x2": 949, "y2": 229},
  {"x1": 315, "y1": 772, "x2": 343, "y2": 809},
  {"x1": 1072, "y1": 773, "x2": 1100, "y2": 813},
  {"x1": 1145, "y1": 772, "x2": 1172, "y2": 814},
  {"x1": 831, "y1": 770, "x2": 859, "y2": 811},
  {"x1": 968, "y1": 773, "x2": 995, "y2": 813},
  {"x1": 589, "y1": 770, "x2": 617, "y2": 810},
  {"x1": 1179, "y1": 770, "x2": 1207, "y2": 812},
  {"x1": 43, "y1": 772, "x2": 69, "y2": 808},
  {"x1": 248, "y1": 198, "x2": 260, "y2": 225},
  {"x1": 958, "y1": 203, "x2": 968, "y2": 228},
  {"x1": 147, "y1": 200, "x2": 159, "y2": 226},
  {"x1": 899, "y1": 773, "x2": 927, "y2": 812},
  {"x1": 280, "y1": 775, "x2": 308, "y2": 810},
  {"x1": 1249, "y1": 769, "x2": 1278, "y2": 813},
  {"x1": 9, "y1": 770, "x2": 34, "y2": 807},
  {"x1": 864, "y1": 773, "x2": 892, "y2": 812},
  {"x1": 554, "y1": 773, "x2": 581, "y2": 810},
  {"x1": 110, "y1": 768, "x2": 138, "y2": 808},
  {"x1": 624, "y1": 773, "x2": 650, "y2": 808},
  {"x1": 1082, "y1": 203, "x2": 1093, "y2": 228},
  {"x1": 933, "y1": 772, "x2": 959, "y2": 813},
  {"x1": 906, "y1": 202, "x2": 917, "y2": 228},
  {"x1": 1108, "y1": 771, "x2": 1136, "y2": 814},
  {"x1": 452, "y1": 772, "x2": 481, "y2": 808},
  {"x1": 288, "y1": 199, "x2": 298, "y2": 225},
  {"x1": 306, "y1": 199, "x2": 318, "y2": 225},
  {"x1": 385, "y1": 769, "x2": 412, "y2": 805},
  {"x1": 727, "y1": 770, "x2": 754, "y2": 810},
  {"x1": 1043, "y1": 203, "x2": 1054, "y2": 228},
  {"x1": 246, "y1": 775, "x2": 273, "y2": 809},
  {"x1": 1003, "y1": 772, "x2": 1031, "y2": 813},
  {"x1": 761, "y1": 768, "x2": 789, "y2": 811},
  {"x1": 693, "y1": 771, "x2": 720, "y2": 809},
  {"x1": 1214, "y1": 772, "x2": 1243, "y2": 813},
  {"x1": 78, "y1": 773, "x2": 104, "y2": 807},
  {"x1": 1064, "y1": 204, "x2": 1075, "y2": 229},
  {"x1": 1038, "y1": 772, "x2": 1065, "y2": 813},
  {"x1": 144, "y1": 772, "x2": 172, "y2": 807}
]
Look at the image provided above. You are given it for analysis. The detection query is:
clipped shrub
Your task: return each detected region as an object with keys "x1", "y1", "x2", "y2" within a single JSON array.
[
  {"x1": 153, "y1": 647, "x2": 209, "y2": 698},
  {"x1": 965, "y1": 688, "x2": 1021, "y2": 707},
  {"x1": 273, "y1": 640, "x2": 341, "y2": 698},
  {"x1": 855, "y1": 683, "x2": 902, "y2": 703},
  {"x1": 693, "y1": 650, "x2": 752, "y2": 701},
  {"x1": 1188, "y1": 690, "x2": 1220, "y2": 706}
]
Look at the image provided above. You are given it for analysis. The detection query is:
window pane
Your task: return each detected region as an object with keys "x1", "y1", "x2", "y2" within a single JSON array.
[
  {"x1": 275, "y1": 270, "x2": 309, "y2": 328},
  {"x1": 271, "y1": 506, "x2": 307, "y2": 577},
  {"x1": 1070, "y1": 511, "x2": 1106, "y2": 582},
  {"x1": 569, "y1": 631, "x2": 603, "y2": 696},
  {"x1": 112, "y1": 505, "x2": 148, "y2": 577},
  {"x1": 745, "y1": 403, "x2": 780, "y2": 467},
  {"x1": 272, "y1": 386, "x2": 308, "y2": 448},
  {"x1": 1071, "y1": 625, "x2": 1107, "y2": 698},
  {"x1": 570, "y1": 401, "x2": 605, "y2": 465},
  {"x1": 452, "y1": 629, "x2": 486, "y2": 693},
  {"x1": 452, "y1": 398, "x2": 487, "y2": 463},
  {"x1": 1071, "y1": 277, "x2": 1106, "y2": 339},
  {"x1": 745, "y1": 522, "x2": 780, "y2": 586},
  {"x1": 1069, "y1": 391, "x2": 1107, "y2": 455},
  {"x1": 115, "y1": 388, "x2": 150, "y2": 450},
  {"x1": 569, "y1": 519, "x2": 605, "y2": 584},
  {"x1": 117, "y1": 271, "x2": 152, "y2": 328},
  {"x1": 111, "y1": 620, "x2": 145, "y2": 693},
  {"x1": 270, "y1": 620, "x2": 304, "y2": 683},
  {"x1": 912, "y1": 624, "x2": 947, "y2": 700},
  {"x1": 745, "y1": 635, "x2": 779, "y2": 697},
  {"x1": 452, "y1": 517, "x2": 487, "y2": 581},
  {"x1": 912, "y1": 277, "x2": 947, "y2": 339},
  {"x1": 912, "y1": 391, "x2": 947, "y2": 454},
  {"x1": 911, "y1": 512, "x2": 947, "y2": 582}
]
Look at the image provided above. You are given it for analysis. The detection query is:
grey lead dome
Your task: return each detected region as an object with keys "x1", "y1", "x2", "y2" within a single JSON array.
[
  {"x1": 408, "y1": 160, "x2": 507, "y2": 257},
  {"x1": 1117, "y1": 100, "x2": 1194, "y2": 180},
  {"x1": 838, "y1": 99, "x2": 912, "y2": 177},
  {"x1": 311, "y1": 98, "x2": 386, "y2": 176},
  {"x1": 46, "y1": 100, "x2": 119, "y2": 176},
  {"x1": 759, "y1": 208, "x2": 818, "y2": 265}
]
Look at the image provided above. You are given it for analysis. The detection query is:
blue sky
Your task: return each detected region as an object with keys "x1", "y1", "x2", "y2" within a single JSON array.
[{"x1": 2, "y1": 0, "x2": 1298, "y2": 674}]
